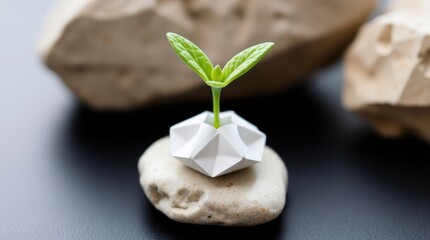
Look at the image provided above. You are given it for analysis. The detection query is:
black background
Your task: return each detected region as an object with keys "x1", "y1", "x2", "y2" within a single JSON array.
[{"x1": 1, "y1": 1, "x2": 430, "y2": 239}]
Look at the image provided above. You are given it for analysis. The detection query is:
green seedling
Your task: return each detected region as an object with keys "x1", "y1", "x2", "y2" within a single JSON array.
[{"x1": 166, "y1": 32, "x2": 274, "y2": 129}]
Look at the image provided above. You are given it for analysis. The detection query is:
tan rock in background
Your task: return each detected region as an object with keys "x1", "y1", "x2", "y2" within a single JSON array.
[
  {"x1": 39, "y1": 0, "x2": 376, "y2": 110},
  {"x1": 343, "y1": 0, "x2": 430, "y2": 142}
]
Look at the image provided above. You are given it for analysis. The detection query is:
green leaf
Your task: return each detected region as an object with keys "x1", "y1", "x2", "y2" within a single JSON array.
[
  {"x1": 221, "y1": 42, "x2": 274, "y2": 86},
  {"x1": 166, "y1": 32, "x2": 213, "y2": 82},
  {"x1": 211, "y1": 65, "x2": 222, "y2": 81},
  {"x1": 205, "y1": 80, "x2": 227, "y2": 88}
]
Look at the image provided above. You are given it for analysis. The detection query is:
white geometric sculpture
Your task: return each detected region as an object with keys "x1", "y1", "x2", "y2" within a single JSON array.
[{"x1": 170, "y1": 111, "x2": 266, "y2": 177}]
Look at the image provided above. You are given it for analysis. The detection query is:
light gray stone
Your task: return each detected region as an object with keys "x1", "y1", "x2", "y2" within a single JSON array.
[
  {"x1": 138, "y1": 137, "x2": 288, "y2": 226},
  {"x1": 39, "y1": 0, "x2": 376, "y2": 110},
  {"x1": 343, "y1": 0, "x2": 430, "y2": 143}
]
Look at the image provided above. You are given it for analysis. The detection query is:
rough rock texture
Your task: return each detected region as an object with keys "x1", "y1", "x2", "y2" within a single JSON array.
[
  {"x1": 343, "y1": 0, "x2": 430, "y2": 142},
  {"x1": 138, "y1": 137, "x2": 288, "y2": 226},
  {"x1": 39, "y1": 0, "x2": 376, "y2": 110}
]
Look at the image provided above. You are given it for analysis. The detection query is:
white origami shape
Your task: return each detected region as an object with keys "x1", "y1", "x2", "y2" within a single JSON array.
[{"x1": 170, "y1": 111, "x2": 266, "y2": 177}]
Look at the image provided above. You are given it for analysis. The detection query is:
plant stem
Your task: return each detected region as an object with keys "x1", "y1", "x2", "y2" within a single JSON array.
[{"x1": 211, "y1": 87, "x2": 222, "y2": 129}]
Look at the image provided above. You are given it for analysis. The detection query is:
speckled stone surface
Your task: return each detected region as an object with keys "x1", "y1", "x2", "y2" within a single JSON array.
[
  {"x1": 138, "y1": 137, "x2": 288, "y2": 226},
  {"x1": 39, "y1": 0, "x2": 376, "y2": 110}
]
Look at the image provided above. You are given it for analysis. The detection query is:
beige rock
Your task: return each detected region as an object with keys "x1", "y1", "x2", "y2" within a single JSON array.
[
  {"x1": 343, "y1": 0, "x2": 430, "y2": 142},
  {"x1": 39, "y1": 0, "x2": 376, "y2": 110},
  {"x1": 138, "y1": 137, "x2": 288, "y2": 226}
]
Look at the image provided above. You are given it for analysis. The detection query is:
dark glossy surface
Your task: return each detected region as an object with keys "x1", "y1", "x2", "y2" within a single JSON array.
[{"x1": 1, "y1": 1, "x2": 430, "y2": 239}]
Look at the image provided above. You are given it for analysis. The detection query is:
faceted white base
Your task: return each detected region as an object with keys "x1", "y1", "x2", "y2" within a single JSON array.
[{"x1": 170, "y1": 111, "x2": 266, "y2": 177}]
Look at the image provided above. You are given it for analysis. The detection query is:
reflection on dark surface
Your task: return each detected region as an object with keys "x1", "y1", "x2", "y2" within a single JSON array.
[
  {"x1": 349, "y1": 133, "x2": 430, "y2": 200},
  {"x1": 49, "y1": 63, "x2": 430, "y2": 240}
]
